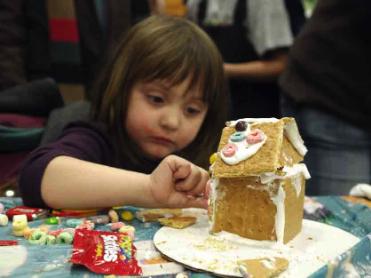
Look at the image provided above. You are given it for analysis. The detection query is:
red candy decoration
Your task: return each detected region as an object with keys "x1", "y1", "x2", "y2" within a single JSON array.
[
  {"x1": 246, "y1": 129, "x2": 265, "y2": 144},
  {"x1": 222, "y1": 143, "x2": 237, "y2": 157},
  {"x1": 70, "y1": 229, "x2": 142, "y2": 275}
]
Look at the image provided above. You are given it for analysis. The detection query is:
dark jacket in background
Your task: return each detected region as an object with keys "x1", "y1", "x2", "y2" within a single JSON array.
[
  {"x1": 0, "y1": 0, "x2": 134, "y2": 98},
  {"x1": 279, "y1": 0, "x2": 371, "y2": 130}
]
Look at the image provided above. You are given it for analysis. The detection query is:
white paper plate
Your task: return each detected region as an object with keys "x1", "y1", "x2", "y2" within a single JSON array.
[{"x1": 153, "y1": 209, "x2": 360, "y2": 277}]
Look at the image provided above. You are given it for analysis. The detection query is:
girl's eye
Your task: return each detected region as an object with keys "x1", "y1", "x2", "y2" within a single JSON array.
[
  {"x1": 147, "y1": 95, "x2": 164, "y2": 104},
  {"x1": 186, "y1": 106, "x2": 201, "y2": 116}
]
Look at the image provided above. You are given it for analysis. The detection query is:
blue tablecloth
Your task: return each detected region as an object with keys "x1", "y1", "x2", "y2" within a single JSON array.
[{"x1": 0, "y1": 196, "x2": 370, "y2": 277}]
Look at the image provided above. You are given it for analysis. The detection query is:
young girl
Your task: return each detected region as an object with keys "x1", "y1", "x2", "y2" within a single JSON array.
[{"x1": 18, "y1": 15, "x2": 228, "y2": 210}]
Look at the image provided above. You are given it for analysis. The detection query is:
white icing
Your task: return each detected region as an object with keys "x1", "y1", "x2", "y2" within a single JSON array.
[
  {"x1": 261, "y1": 258, "x2": 275, "y2": 269},
  {"x1": 292, "y1": 174, "x2": 302, "y2": 197},
  {"x1": 220, "y1": 123, "x2": 267, "y2": 165},
  {"x1": 220, "y1": 135, "x2": 267, "y2": 165},
  {"x1": 228, "y1": 117, "x2": 308, "y2": 157},
  {"x1": 209, "y1": 177, "x2": 219, "y2": 228},
  {"x1": 284, "y1": 120, "x2": 308, "y2": 156},
  {"x1": 238, "y1": 265, "x2": 249, "y2": 277},
  {"x1": 259, "y1": 164, "x2": 310, "y2": 184},
  {"x1": 270, "y1": 185, "x2": 286, "y2": 244},
  {"x1": 213, "y1": 231, "x2": 288, "y2": 250}
]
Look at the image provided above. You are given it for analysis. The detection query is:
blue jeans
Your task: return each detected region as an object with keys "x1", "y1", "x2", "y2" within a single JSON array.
[{"x1": 281, "y1": 96, "x2": 371, "y2": 195}]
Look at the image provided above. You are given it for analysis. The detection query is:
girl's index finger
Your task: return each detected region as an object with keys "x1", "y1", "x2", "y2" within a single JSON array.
[{"x1": 173, "y1": 163, "x2": 191, "y2": 181}]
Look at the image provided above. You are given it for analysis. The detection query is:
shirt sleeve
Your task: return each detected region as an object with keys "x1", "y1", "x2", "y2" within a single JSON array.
[
  {"x1": 246, "y1": 0, "x2": 294, "y2": 56},
  {"x1": 18, "y1": 121, "x2": 114, "y2": 208}
]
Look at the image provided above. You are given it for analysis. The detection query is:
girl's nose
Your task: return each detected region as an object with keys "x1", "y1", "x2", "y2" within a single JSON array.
[{"x1": 160, "y1": 108, "x2": 181, "y2": 131}]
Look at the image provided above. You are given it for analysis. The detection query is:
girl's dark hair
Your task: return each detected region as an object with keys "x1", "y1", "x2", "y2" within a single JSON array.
[{"x1": 91, "y1": 15, "x2": 229, "y2": 170}]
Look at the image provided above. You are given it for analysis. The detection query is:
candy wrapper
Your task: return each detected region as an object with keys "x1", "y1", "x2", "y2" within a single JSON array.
[{"x1": 70, "y1": 229, "x2": 142, "y2": 275}]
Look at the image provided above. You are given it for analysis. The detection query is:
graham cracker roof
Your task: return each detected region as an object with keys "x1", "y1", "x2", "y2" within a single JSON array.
[{"x1": 213, "y1": 118, "x2": 305, "y2": 178}]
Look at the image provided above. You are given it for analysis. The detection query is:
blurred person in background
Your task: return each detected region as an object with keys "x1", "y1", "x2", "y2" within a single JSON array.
[
  {"x1": 279, "y1": 0, "x2": 371, "y2": 195},
  {"x1": 185, "y1": 0, "x2": 305, "y2": 120}
]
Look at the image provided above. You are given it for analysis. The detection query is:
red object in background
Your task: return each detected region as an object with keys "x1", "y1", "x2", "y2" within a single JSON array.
[
  {"x1": 6, "y1": 206, "x2": 48, "y2": 221},
  {"x1": 49, "y1": 19, "x2": 80, "y2": 42},
  {"x1": 0, "y1": 240, "x2": 18, "y2": 246},
  {"x1": 51, "y1": 209, "x2": 106, "y2": 217}
]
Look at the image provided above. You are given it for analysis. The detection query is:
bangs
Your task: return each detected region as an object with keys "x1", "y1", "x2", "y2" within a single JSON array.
[{"x1": 125, "y1": 16, "x2": 223, "y2": 105}]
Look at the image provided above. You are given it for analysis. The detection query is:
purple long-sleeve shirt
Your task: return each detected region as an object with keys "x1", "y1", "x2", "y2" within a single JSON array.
[{"x1": 18, "y1": 121, "x2": 117, "y2": 208}]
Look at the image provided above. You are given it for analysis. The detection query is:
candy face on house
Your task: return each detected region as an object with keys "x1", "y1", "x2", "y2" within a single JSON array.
[{"x1": 209, "y1": 117, "x2": 310, "y2": 244}]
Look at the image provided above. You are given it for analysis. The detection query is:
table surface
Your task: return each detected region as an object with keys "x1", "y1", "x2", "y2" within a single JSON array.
[{"x1": 0, "y1": 196, "x2": 370, "y2": 278}]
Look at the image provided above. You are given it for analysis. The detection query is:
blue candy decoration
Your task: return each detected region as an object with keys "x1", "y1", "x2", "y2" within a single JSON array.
[{"x1": 230, "y1": 131, "x2": 246, "y2": 142}]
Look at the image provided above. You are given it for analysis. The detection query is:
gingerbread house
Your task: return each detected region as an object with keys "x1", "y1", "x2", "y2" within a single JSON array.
[{"x1": 208, "y1": 117, "x2": 310, "y2": 244}]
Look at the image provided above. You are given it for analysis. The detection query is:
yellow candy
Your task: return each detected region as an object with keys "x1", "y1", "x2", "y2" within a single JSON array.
[
  {"x1": 209, "y1": 152, "x2": 218, "y2": 165},
  {"x1": 121, "y1": 210, "x2": 134, "y2": 221}
]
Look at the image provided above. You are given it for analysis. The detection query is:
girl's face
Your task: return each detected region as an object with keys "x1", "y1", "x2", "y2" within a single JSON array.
[{"x1": 125, "y1": 77, "x2": 208, "y2": 160}]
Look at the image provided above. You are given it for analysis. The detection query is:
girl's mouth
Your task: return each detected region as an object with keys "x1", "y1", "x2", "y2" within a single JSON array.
[{"x1": 150, "y1": 137, "x2": 175, "y2": 146}]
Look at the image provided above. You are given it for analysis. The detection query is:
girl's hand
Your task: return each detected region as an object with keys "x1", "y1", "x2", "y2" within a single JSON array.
[{"x1": 149, "y1": 155, "x2": 209, "y2": 208}]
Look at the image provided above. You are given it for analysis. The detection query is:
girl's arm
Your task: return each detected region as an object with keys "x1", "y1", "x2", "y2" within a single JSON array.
[
  {"x1": 223, "y1": 50, "x2": 288, "y2": 82},
  {"x1": 41, "y1": 155, "x2": 208, "y2": 209}
]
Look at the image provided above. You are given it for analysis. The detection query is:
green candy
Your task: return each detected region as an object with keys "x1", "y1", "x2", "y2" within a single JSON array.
[
  {"x1": 45, "y1": 235, "x2": 56, "y2": 245},
  {"x1": 56, "y1": 231, "x2": 73, "y2": 244},
  {"x1": 44, "y1": 217, "x2": 59, "y2": 225}
]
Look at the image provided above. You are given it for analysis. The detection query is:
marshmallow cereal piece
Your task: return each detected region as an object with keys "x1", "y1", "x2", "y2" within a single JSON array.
[
  {"x1": 29, "y1": 230, "x2": 47, "y2": 245},
  {"x1": 12, "y1": 215, "x2": 29, "y2": 237},
  {"x1": 110, "y1": 221, "x2": 125, "y2": 231},
  {"x1": 0, "y1": 214, "x2": 8, "y2": 226},
  {"x1": 108, "y1": 209, "x2": 119, "y2": 223}
]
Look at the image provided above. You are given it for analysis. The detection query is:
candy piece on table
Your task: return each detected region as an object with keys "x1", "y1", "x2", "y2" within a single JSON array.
[
  {"x1": 23, "y1": 227, "x2": 36, "y2": 239},
  {"x1": 0, "y1": 240, "x2": 18, "y2": 246},
  {"x1": 45, "y1": 235, "x2": 57, "y2": 245},
  {"x1": 44, "y1": 217, "x2": 60, "y2": 225},
  {"x1": 118, "y1": 225, "x2": 135, "y2": 240},
  {"x1": 121, "y1": 210, "x2": 134, "y2": 221},
  {"x1": 109, "y1": 221, "x2": 125, "y2": 231},
  {"x1": 76, "y1": 220, "x2": 95, "y2": 230},
  {"x1": 6, "y1": 206, "x2": 48, "y2": 221},
  {"x1": 37, "y1": 224, "x2": 50, "y2": 233},
  {"x1": 63, "y1": 228, "x2": 76, "y2": 236},
  {"x1": 12, "y1": 214, "x2": 29, "y2": 236},
  {"x1": 88, "y1": 215, "x2": 110, "y2": 225},
  {"x1": 108, "y1": 209, "x2": 119, "y2": 223},
  {"x1": 28, "y1": 230, "x2": 47, "y2": 245},
  {"x1": 66, "y1": 218, "x2": 84, "y2": 228},
  {"x1": 0, "y1": 214, "x2": 9, "y2": 226},
  {"x1": 56, "y1": 231, "x2": 74, "y2": 244},
  {"x1": 48, "y1": 228, "x2": 63, "y2": 237}
]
